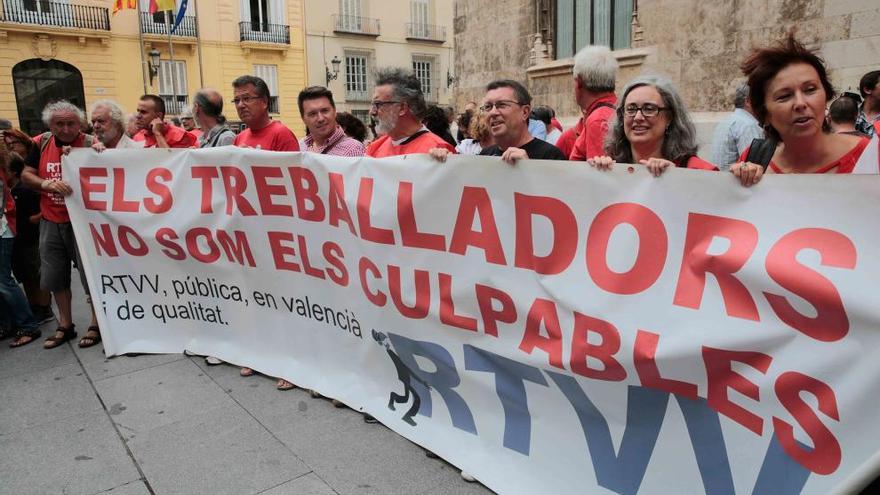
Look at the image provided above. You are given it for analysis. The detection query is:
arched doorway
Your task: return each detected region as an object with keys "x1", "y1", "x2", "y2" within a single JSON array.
[{"x1": 12, "y1": 59, "x2": 85, "y2": 136}]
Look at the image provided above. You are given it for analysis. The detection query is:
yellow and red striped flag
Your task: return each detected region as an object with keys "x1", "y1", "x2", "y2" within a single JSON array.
[
  {"x1": 149, "y1": 0, "x2": 176, "y2": 13},
  {"x1": 112, "y1": 0, "x2": 137, "y2": 15}
]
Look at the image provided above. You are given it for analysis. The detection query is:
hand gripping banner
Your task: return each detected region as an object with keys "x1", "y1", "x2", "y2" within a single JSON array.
[{"x1": 63, "y1": 148, "x2": 880, "y2": 494}]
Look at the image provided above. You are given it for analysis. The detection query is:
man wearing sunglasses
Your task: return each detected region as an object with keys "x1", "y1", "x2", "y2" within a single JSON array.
[
  {"x1": 477, "y1": 80, "x2": 567, "y2": 163},
  {"x1": 365, "y1": 68, "x2": 454, "y2": 158}
]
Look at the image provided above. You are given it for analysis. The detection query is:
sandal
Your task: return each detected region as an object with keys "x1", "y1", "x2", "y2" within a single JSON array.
[
  {"x1": 43, "y1": 326, "x2": 76, "y2": 349},
  {"x1": 240, "y1": 367, "x2": 255, "y2": 377},
  {"x1": 276, "y1": 379, "x2": 296, "y2": 391},
  {"x1": 10, "y1": 330, "x2": 42, "y2": 348},
  {"x1": 78, "y1": 326, "x2": 101, "y2": 348}
]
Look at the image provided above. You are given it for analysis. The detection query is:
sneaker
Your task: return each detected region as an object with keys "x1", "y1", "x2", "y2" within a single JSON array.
[
  {"x1": 363, "y1": 414, "x2": 379, "y2": 424},
  {"x1": 460, "y1": 471, "x2": 476, "y2": 483},
  {"x1": 205, "y1": 356, "x2": 223, "y2": 365},
  {"x1": 183, "y1": 350, "x2": 197, "y2": 357}
]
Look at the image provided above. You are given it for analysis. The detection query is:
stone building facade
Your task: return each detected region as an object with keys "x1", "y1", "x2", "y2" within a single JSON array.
[{"x1": 453, "y1": 0, "x2": 880, "y2": 125}]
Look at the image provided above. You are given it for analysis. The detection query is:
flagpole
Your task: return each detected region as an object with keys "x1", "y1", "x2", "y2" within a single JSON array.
[
  {"x1": 194, "y1": 0, "x2": 204, "y2": 88},
  {"x1": 137, "y1": 4, "x2": 149, "y2": 94},
  {"x1": 165, "y1": 8, "x2": 177, "y2": 114}
]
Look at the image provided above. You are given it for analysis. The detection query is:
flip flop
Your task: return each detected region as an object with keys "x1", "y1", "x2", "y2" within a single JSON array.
[
  {"x1": 78, "y1": 326, "x2": 101, "y2": 348},
  {"x1": 44, "y1": 326, "x2": 76, "y2": 349},
  {"x1": 10, "y1": 330, "x2": 42, "y2": 348}
]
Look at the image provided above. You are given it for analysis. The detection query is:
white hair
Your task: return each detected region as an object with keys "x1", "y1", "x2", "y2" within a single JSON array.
[
  {"x1": 90, "y1": 99, "x2": 126, "y2": 130},
  {"x1": 41, "y1": 100, "x2": 86, "y2": 127},
  {"x1": 572, "y1": 45, "x2": 618, "y2": 93}
]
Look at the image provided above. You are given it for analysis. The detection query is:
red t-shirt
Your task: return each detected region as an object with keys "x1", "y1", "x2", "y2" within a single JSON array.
[
  {"x1": 133, "y1": 125, "x2": 197, "y2": 148},
  {"x1": 680, "y1": 156, "x2": 718, "y2": 171},
  {"x1": 570, "y1": 94, "x2": 617, "y2": 161},
  {"x1": 555, "y1": 118, "x2": 583, "y2": 159},
  {"x1": 33, "y1": 133, "x2": 90, "y2": 223},
  {"x1": 190, "y1": 129, "x2": 203, "y2": 139},
  {"x1": 740, "y1": 138, "x2": 869, "y2": 174},
  {"x1": 234, "y1": 120, "x2": 299, "y2": 151},
  {"x1": 366, "y1": 130, "x2": 455, "y2": 157}
]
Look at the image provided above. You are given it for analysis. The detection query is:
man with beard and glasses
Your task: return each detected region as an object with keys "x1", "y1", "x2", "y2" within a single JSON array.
[{"x1": 365, "y1": 68, "x2": 454, "y2": 158}]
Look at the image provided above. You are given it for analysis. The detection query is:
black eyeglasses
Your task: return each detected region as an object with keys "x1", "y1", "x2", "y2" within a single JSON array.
[
  {"x1": 231, "y1": 95, "x2": 263, "y2": 105},
  {"x1": 624, "y1": 103, "x2": 667, "y2": 118},
  {"x1": 370, "y1": 100, "x2": 401, "y2": 109}
]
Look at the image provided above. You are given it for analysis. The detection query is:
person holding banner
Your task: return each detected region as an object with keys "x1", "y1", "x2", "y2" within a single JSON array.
[
  {"x1": 19, "y1": 101, "x2": 101, "y2": 349},
  {"x1": 587, "y1": 75, "x2": 717, "y2": 174},
  {"x1": 731, "y1": 34, "x2": 870, "y2": 182},
  {"x1": 365, "y1": 68, "x2": 454, "y2": 158},
  {"x1": 232, "y1": 75, "x2": 299, "y2": 152}
]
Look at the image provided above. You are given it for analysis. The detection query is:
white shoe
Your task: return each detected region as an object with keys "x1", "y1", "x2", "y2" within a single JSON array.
[
  {"x1": 460, "y1": 471, "x2": 476, "y2": 482},
  {"x1": 205, "y1": 356, "x2": 223, "y2": 366}
]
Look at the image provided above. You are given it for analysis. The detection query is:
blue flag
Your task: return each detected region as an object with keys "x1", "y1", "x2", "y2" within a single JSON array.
[{"x1": 170, "y1": 0, "x2": 189, "y2": 34}]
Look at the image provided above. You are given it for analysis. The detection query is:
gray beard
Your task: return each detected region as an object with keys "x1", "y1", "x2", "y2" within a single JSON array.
[{"x1": 376, "y1": 113, "x2": 398, "y2": 136}]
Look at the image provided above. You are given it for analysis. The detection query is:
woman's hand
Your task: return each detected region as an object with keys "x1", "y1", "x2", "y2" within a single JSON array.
[
  {"x1": 639, "y1": 157, "x2": 675, "y2": 177},
  {"x1": 730, "y1": 161, "x2": 764, "y2": 187},
  {"x1": 587, "y1": 155, "x2": 615, "y2": 171}
]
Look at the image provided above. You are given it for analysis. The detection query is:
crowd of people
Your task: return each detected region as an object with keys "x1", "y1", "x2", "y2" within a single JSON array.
[{"x1": 1, "y1": 29, "x2": 879, "y2": 485}]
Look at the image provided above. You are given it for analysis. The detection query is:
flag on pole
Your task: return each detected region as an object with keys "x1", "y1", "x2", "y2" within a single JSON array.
[
  {"x1": 112, "y1": 0, "x2": 137, "y2": 15},
  {"x1": 171, "y1": 0, "x2": 189, "y2": 34},
  {"x1": 149, "y1": 0, "x2": 176, "y2": 13}
]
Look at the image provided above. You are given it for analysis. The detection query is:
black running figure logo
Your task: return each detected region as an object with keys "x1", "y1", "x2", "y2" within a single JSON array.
[{"x1": 372, "y1": 330, "x2": 431, "y2": 426}]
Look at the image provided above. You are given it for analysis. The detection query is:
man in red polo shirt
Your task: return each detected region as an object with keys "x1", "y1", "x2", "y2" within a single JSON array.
[
  {"x1": 133, "y1": 94, "x2": 197, "y2": 148},
  {"x1": 19, "y1": 101, "x2": 101, "y2": 349},
  {"x1": 232, "y1": 75, "x2": 299, "y2": 151},
  {"x1": 568, "y1": 45, "x2": 619, "y2": 161},
  {"x1": 366, "y1": 68, "x2": 454, "y2": 157}
]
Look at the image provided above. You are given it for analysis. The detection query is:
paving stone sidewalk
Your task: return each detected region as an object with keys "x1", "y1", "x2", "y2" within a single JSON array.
[{"x1": 0, "y1": 284, "x2": 493, "y2": 495}]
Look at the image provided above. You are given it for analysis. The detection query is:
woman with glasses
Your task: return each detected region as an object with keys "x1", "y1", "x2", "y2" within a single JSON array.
[
  {"x1": 589, "y1": 75, "x2": 717, "y2": 175},
  {"x1": 733, "y1": 34, "x2": 872, "y2": 181}
]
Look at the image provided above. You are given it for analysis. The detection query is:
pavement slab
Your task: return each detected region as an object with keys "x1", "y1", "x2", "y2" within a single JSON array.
[
  {"x1": 0, "y1": 411, "x2": 141, "y2": 495},
  {"x1": 0, "y1": 334, "x2": 77, "y2": 380},
  {"x1": 257, "y1": 472, "x2": 338, "y2": 495},
  {"x1": 93, "y1": 358, "x2": 234, "y2": 441},
  {"x1": 94, "y1": 480, "x2": 152, "y2": 495},
  {"x1": 83, "y1": 352, "x2": 187, "y2": 382},
  {"x1": 126, "y1": 404, "x2": 311, "y2": 495},
  {"x1": 0, "y1": 362, "x2": 104, "y2": 436}
]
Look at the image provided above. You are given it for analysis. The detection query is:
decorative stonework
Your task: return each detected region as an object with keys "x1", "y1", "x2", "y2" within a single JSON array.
[{"x1": 31, "y1": 34, "x2": 57, "y2": 61}]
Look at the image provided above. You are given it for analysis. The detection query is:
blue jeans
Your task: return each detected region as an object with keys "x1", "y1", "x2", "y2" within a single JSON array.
[{"x1": 0, "y1": 237, "x2": 39, "y2": 335}]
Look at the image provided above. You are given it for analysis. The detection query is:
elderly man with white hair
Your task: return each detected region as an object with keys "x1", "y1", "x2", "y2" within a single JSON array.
[
  {"x1": 19, "y1": 100, "x2": 102, "y2": 349},
  {"x1": 566, "y1": 45, "x2": 619, "y2": 161},
  {"x1": 90, "y1": 100, "x2": 143, "y2": 150}
]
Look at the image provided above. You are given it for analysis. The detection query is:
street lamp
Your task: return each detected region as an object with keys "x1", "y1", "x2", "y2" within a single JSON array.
[
  {"x1": 148, "y1": 48, "x2": 161, "y2": 86},
  {"x1": 325, "y1": 55, "x2": 341, "y2": 85}
]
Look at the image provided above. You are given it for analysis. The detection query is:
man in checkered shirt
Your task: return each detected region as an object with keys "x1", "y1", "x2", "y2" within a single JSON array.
[{"x1": 298, "y1": 86, "x2": 366, "y2": 157}]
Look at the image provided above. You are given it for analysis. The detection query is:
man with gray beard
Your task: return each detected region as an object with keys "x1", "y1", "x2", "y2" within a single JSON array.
[
  {"x1": 365, "y1": 68, "x2": 454, "y2": 157},
  {"x1": 90, "y1": 100, "x2": 143, "y2": 150}
]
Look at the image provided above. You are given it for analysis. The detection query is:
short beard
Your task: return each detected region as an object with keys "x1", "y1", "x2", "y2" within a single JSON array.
[
  {"x1": 98, "y1": 128, "x2": 120, "y2": 147},
  {"x1": 375, "y1": 113, "x2": 398, "y2": 136}
]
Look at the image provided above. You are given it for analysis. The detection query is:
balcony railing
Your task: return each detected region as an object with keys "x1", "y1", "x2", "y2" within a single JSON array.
[
  {"x1": 332, "y1": 14, "x2": 379, "y2": 36},
  {"x1": 0, "y1": 0, "x2": 109, "y2": 30},
  {"x1": 344, "y1": 88, "x2": 371, "y2": 103},
  {"x1": 406, "y1": 23, "x2": 446, "y2": 42},
  {"x1": 161, "y1": 95, "x2": 189, "y2": 116},
  {"x1": 239, "y1": 21, "x2": 289, "y2": 44},
  {"x1": 141, "y1": 11, "x2": 197, "y2": 37}
]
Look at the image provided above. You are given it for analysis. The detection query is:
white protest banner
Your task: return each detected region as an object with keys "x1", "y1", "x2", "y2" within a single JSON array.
[{"x1": 64, "y1": 148, "x2": 880, "y2": 494}]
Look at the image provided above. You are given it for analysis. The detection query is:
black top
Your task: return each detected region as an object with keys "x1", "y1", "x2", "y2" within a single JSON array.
[
  {"x1": 479, "y1": 138, "x2": 567, "y2": 160},
  {"x1": 11, "y1": 182, "x2": 40, "y2": 243}
]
